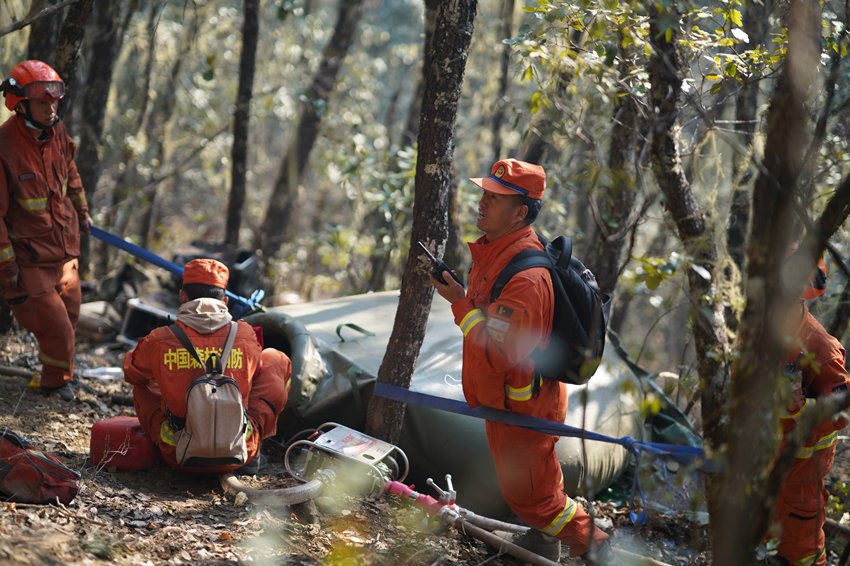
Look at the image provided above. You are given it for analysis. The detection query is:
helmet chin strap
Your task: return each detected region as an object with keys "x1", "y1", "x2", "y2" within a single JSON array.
[{"x1": 17, "y1": 100, "x2": 58, "y2": 130}]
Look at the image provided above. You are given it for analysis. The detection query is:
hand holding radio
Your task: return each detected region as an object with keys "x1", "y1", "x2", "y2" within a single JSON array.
[{"x1": 417, "y1": 241, "x2": 463, "y2": 286}]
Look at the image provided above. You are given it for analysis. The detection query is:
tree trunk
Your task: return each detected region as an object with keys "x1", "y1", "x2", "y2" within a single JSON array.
[
  {"x1": 76, "y1": 0, "x2": 134, "y2": 278},
  {"x1": 258, "y1": 0, "x2": 366, "y2": 254},
  {"x1": 726, "y1": 0, "x2": 770, "y2": 274},
  {"x1": 491, "y1": 0, "x2": 514, "y2": 162},
  {"x1": 364, "y1": 0, "x2": 477, "y2": 444},
  {"x1": 26, "y1": 0, "x2": 62, "y2": 62},
  {"x1": 138, "y1": 5, "x2": 200, "y2": 250},
  {"x1": 716, "y1": 1, "x2": 828, "y2": 564},
  {"x1": 52, "y1": 0, "x2": 93, "y2": 133},
  {"x1": 582, "y1": 38, "x2": 639, "y2": 295},
  {"x1": 646, "y1": 5, "x2": 732, "y2": 562},
  {"x1": 225, "y1": 0, "x2": 260, "y2": 247}
]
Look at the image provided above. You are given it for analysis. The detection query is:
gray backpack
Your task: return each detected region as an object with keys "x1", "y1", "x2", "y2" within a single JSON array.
[{"x1": 167, "y1": 323, "x2": 248, "y2": 467}]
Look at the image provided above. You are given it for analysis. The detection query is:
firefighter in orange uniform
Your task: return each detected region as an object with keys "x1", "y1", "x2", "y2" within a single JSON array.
[
  {"x1": 770, "y1": 253, "x2": 850, "y2": 566},
  {"x1": 123, "y1": 259, "x2": 291, "y2": 474},
  {"x1": 0, "y1": 60, "x2": 92, "y2": 402},
  {"x1": 429, "y1": 159, "x2": 613, "y2": 564}
]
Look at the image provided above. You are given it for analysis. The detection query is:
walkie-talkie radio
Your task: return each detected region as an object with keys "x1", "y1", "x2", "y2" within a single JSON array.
[{"x1": 417, "y1": 241, "x2": 462, "y2": 286}]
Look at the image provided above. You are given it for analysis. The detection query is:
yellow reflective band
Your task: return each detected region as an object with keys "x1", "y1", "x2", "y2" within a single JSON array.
[
  {"x1": 542, "y1": 496, "x2": 579, "y2": 536},
  {"x1": 792, "y1": 546, "x2": 824, "y2": 566},
  {"x1": 795, "y1": 431, "x2": 838, "y2": 459},
  {"x1": 780, "y1": 398, "x2": 813, "y2": 421},
  {"x1": 505, "y1": 381, "x2": 534, "y2": 402},
  {"x1": 39, "y1": 351, "x2": 71, "y2": 369},
  {"x1": 459, "y1": 309, "x2": 486, "y2": 337},
  {"x1": 160, "y1": 421, "x2": 176, "y2": 446},
  {"x1": 0, "y1": 246, "x2": 14, "y2": 262},
  {"x1": 17, "y1": 197, "x2": 47, "y2": 211}
]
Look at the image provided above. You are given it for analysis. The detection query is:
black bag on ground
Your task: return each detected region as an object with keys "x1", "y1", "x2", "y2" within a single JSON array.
[{"x1": 490, "y1": 234, "x2": 611, "y2": 385}]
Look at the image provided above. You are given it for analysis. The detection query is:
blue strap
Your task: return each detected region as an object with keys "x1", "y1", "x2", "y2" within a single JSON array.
[
  {"x1": 373, "y1": 381, "x2": 709, "y2": 525},
  {"x1": 90, "y1": 226, "x2": 263, "y2": 318}
]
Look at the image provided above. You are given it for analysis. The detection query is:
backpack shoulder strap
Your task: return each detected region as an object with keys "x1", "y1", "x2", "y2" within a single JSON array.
[
  {"x1": 490, "y1": 249, "x2": 553, "y2": 303},
  {"x1": 169, "y1": 322, "x2": 238, "y2": 372},
  {"x1": 169, "y1": 324, "x2": 204, "y2": 368},
  {"x1": 220, "y1": 322, "x2": 238, "y2": 371}
]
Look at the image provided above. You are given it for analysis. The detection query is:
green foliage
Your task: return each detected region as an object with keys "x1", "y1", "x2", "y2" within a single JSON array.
[{"x1": 635, "y1": 254, "x2": 683, "y2": 291}]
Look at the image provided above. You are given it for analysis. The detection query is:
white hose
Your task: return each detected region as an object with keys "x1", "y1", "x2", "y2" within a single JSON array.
[
  {"x1": 218, "y1": 470, "x2": 332, "y2": 506},
  {"x1": 452, "y1": 518, "x2": 561, "y2": 566},
  {"x1": 458, "y1": 508, "x2": 530, "y2": 534}
]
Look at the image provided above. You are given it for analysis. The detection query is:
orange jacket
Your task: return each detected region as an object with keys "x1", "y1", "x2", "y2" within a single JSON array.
[
  {"x1": 780, "y1": 305, "x2": 850, "y2": 481},
  {"x1": 123, "y1": 307, "x2": 262, "y2": 420},
  {"x1": 0, "y1": 115, "x2": 88, "y2": 276},
  {"x1": 450, "y1": 226, "x2": 564, "y2": 422}
]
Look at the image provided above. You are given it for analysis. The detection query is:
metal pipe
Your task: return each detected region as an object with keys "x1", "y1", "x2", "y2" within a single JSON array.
[{"x1": 451, "y1": 517, "x2": 561, "y2": 566}]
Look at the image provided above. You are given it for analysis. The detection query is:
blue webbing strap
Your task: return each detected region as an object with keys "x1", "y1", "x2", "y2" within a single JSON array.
[
  {"x1": 90, "y1": 226, "x2": 263, "y2": 318},
  {"x1": 374, "y1": 381, "x2": 708, "y2": 525}
]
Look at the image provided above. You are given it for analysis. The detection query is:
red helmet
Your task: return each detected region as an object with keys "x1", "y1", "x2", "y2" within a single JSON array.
[{"x1": 2, "y1": 60, "x2": 65, "y2": 112}]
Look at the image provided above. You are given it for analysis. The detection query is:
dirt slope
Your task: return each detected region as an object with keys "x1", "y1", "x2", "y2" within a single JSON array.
[{"x1": 0, "y1": 327, "x2": 715, "y2": 566}]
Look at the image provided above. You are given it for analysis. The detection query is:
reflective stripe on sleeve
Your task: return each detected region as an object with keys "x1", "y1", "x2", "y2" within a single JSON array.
[
  {"x1": 459, "y1": 309, "x2": 486, "y2": 336},
  {"x1": 505, "y1": 380, "x2": 534, "y2": 402}
]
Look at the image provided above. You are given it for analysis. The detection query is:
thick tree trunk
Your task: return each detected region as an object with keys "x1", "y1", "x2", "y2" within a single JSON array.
[
  {"x1": 364, "y1": 0, "x2": 477, "y2": 444},
  {"x1": 225, "y1": 0, "x2": 260, "y2": 247},
  {"x1": 259, "y1": 0, "x2": 366, "y2": 254},
  {"x1": 25, "y1": 0, "x2": 62, "y2": 62},
  {"x1": 646, "y1": 5, "x2": 732, "y2": 562},
  {"x1": 76, "y1": 0, "x2": 132, "y2": 278},
  {"x1": 52, "y1": 0, "x2": 92, "y2": 133}
]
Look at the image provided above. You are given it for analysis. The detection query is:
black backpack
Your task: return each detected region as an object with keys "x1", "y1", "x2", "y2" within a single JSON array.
[{"x1": 490, "y1": 234, "x2": 611, "y2": 385}]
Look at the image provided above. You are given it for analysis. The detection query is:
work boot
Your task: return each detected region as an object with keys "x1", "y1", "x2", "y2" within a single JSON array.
[
  {"x1": 42, "y1": 383, "x2": 75, "y2": 402},
  {"x1": 581, "y1": 539, "x2": 616, "y2": 566},
  {"x1": 512, "y1": 528, "x2": 561, "y2": 562},
  {"x1": 235, "y1": 453, "x2": 268, "y2": 476}
]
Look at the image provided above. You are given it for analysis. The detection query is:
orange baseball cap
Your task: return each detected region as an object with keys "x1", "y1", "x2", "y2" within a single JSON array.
[
  {"x1": 470, "y1": 158, "x2": 546, "y2": 200},
  {"x1": 182, "y1": 259, "x2": 229, "y2": 289}
]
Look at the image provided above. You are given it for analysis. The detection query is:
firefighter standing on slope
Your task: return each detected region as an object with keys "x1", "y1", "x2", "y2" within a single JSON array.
[
  {"x1": 768, "y1": 249, "x2": 850, "y2": 566},
  {"x1": 428, "y1": 158, "x2": 615, "y2": 565},
  {"x1": 0, "y1": 60, "x2": 92, "y2": 402}
]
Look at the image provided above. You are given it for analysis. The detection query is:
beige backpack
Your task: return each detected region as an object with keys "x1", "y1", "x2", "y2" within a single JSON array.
[{"x1": 167, "y1": 322, "x2": 248, "y2": 468}]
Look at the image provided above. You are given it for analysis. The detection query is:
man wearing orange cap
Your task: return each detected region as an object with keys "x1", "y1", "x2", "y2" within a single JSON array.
[
  {"x1": 429, "y1": 159, "x2": 613, "y2": 564},
  {"x1": 123, "y1": 259, "x2": 291, "y2": 474}
]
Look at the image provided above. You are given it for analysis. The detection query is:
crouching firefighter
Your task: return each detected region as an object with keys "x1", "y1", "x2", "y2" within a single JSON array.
[{"x1": 123, "y1": 259, "x2": 291, "y2": 474}]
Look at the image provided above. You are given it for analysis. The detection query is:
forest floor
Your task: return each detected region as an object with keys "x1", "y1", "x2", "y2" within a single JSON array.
[{"x1": 0, "y1": 320, "x2": 848, "y2": 565}]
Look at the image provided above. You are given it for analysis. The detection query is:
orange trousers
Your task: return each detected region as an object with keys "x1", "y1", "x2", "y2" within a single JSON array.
[
  {"x1": 771, "y1": 449, "x2": 834, "y2": 566},
  {"x1": 2, "y1": 259, "x2": 80, "y2": 388},
  {"x1": 133, "y1": 348, "x2": 291, "y2": 473},
  {"x1": 487, "y1": 420, "x2": 609, "y2": 557}
]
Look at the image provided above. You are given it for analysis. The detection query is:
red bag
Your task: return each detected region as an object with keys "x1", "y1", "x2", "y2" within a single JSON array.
[{"x1": 0, "y1": 430, "x2": 80, "y2": 504}]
